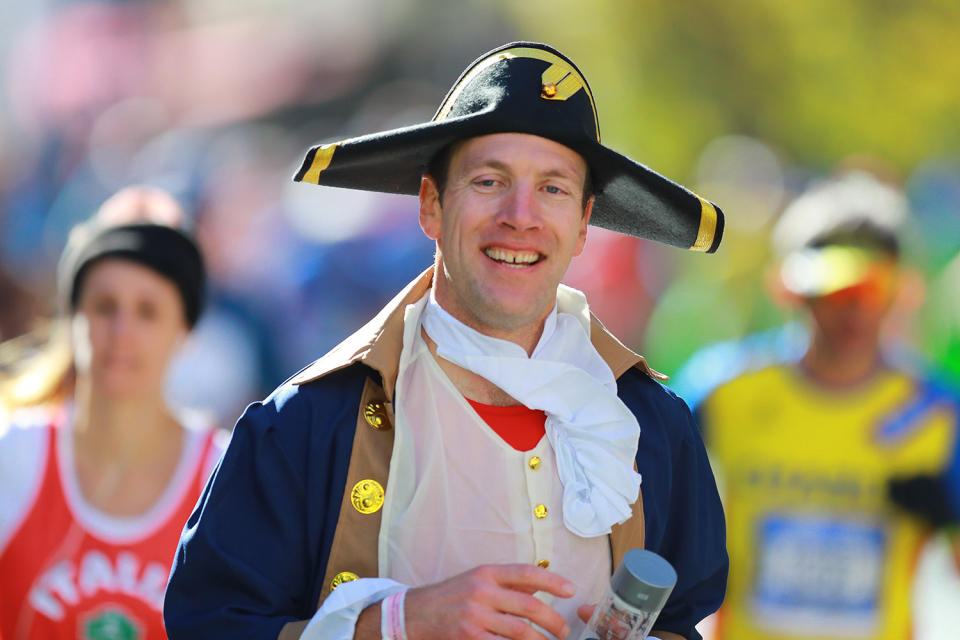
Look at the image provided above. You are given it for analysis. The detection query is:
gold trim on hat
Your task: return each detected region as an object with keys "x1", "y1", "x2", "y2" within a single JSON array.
[
  {"x1": 540, "y1": 66, "x2": 581, "y2": 102},
  {"x1": 301, "y1": 143, "x2": 339, "y2": 184},
  {"x1": 691, "y1": 196, "x2": 719, "y2": 252},
  {"x1": 434, "y1": 46, "x2": 600, "y2": 142}
]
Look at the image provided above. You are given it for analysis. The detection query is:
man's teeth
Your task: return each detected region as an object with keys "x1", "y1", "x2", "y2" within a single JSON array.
[{"x1": 484, "y1": 248, "x2": 540, "y2": 265}]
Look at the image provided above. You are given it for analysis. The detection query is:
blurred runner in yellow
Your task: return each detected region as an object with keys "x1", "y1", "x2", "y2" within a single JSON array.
[{"x1": 694, "y1": 172, "x2": 960, "y2": 640}]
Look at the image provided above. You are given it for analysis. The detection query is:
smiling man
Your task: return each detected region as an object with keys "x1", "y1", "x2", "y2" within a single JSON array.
[
  {"x1": 421, "y1": 133, "x2": 592, "y2": 350},
  {"x1": 164, "y1": 42, "x2": 728, "y2": 640}
]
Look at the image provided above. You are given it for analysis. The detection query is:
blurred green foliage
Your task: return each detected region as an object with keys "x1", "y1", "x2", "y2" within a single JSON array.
[{"x1": 501, "y1": 0, "x2": 960, "y2": 179}]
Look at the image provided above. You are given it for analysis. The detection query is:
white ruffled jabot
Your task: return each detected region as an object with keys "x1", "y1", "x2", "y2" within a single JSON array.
[{"x1": 420, "y1": 285, "x2": 642, "y2": 538}]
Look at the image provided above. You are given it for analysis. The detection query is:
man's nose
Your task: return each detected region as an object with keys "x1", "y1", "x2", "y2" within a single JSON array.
[
  {"x1": 497, "y1": 182, "x2": 541, "y2": 231},
  {"x1": 109, "y1": 310, "x2": 135, "y2": 340}
]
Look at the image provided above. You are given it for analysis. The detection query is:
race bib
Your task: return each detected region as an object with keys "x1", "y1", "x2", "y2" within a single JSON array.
[{"x1": 751, "y1": 514, "x2": 886, "y2": 637}]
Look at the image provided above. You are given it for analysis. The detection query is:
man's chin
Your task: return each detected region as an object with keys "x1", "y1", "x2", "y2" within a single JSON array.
[
  {"x1": 438, "y1": 276, "x2": 555, "y2": 336},
  {"x1": 470, "y1": 298, "x2": 552, "y2": 333}
]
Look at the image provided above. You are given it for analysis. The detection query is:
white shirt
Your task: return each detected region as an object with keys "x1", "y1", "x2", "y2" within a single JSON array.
[{"x1": 383, "y1": 295, "x2": 611, "y2": 638}]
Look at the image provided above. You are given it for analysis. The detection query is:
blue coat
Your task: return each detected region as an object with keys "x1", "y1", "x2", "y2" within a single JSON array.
[{"x1": 164, "y1": 270, "x2": 728, "y2": 640}]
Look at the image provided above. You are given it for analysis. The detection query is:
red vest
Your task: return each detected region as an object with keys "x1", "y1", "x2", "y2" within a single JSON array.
[{"x1": 0, "y1": 419, "x2": 216, "y2": 640}]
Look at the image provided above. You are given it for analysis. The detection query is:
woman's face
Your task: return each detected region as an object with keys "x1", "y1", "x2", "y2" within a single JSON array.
[{"x1": 72, "y1": 258, "x2": 188, "y2": 399}]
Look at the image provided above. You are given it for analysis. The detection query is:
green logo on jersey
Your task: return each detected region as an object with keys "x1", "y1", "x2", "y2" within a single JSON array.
[{"x1": 83, "y1": 608, "x2": 142, "y2": 640}]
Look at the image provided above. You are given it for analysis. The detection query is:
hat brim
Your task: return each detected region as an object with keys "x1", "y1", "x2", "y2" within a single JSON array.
[
  {"x1": 779, "y1": 245, "x2": 895, "y2": 298},
  {"x1": 294, "y1": 111, "x2": 723, "y2": 253}
]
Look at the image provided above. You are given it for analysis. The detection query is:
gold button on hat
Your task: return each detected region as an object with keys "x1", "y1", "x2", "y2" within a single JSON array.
[
  {"x1": 351, "y1": 479, "x2": 385, "y2": 514},
  {"x1": 330, "y1": 571, "x2": 359, "y2": 591},
  {"x1": 528, "y1": 456, "x2": 541, "y2": 470},
  {"x1": 363, "y1": 401, "x2": 390, "y2": 430},
  {"x1": 534, "y1": 504, "x2": 548, "y2": 519},
  {"x1": 536, "y1": 559, "x2": 550, "y2": 569},
  {"x1": 541, "y1": 82, "x2": 558, "y2": 98}
]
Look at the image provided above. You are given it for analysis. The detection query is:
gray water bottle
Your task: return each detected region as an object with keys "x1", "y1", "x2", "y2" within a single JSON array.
[{"x1": 577, "y1": 549, "x2": 677, "y2": 640}]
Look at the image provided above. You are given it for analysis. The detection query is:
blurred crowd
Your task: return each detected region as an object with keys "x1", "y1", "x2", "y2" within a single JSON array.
[
  {"x1": 1, "y1": 1, "x2": 960, "y2": 639},
  {"x1": 2, "y1": 1, "x2": 959, "y2": 425},
  {"x1": 0, "y1": 0, "x2": 508, "y2": 421}
]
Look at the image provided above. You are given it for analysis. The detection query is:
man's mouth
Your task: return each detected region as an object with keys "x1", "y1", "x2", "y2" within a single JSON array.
[{"x1": 483, "y1": 247, "x2": 543, "y2": 268}]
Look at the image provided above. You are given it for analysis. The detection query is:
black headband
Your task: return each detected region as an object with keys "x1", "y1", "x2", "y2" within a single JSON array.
[{"x1": 57, "y1": 222, "x2": 206, "y2": 327}]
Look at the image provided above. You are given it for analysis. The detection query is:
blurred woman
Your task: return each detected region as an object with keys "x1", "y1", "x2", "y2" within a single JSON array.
[{"x1": 0, "y1": 187, "x2": 224, "y2": 640}]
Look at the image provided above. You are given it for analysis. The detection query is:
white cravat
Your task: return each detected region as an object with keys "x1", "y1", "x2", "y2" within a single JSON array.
[{"x1": 420, "y1": 285, "x2": 641, "y2": 537}]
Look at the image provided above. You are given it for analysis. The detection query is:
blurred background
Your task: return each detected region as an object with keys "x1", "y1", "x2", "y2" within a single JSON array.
[{"x1": 0, "y1": 0, "x2": 958, "y2": 635}]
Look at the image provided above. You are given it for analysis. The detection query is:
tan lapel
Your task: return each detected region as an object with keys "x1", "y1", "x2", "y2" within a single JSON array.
[
  {"x1": 609, "y1": 464, "x2": 646, "y2": 565},
  {"x1": 316, "y1": 377, "x2": 396, "y2": 603},
  {"x1": 295, "y1": 270, "x2": 431, "y2": 606},
  {"x1": 589, "y1": 313, "x2": 661, "y2": 564}
]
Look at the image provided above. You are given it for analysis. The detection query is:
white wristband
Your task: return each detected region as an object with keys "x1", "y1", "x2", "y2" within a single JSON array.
[{"x1": 380, "y1": 589, "x2": 408, "y2": 640}]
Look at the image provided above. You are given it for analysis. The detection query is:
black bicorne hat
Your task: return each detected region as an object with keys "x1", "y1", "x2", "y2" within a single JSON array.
[{"x1": 294, "y1": 41, "x2": 724, "y2": 253}]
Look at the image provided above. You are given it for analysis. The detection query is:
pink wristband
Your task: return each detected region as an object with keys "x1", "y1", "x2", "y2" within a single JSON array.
[{"x1": 380, "y1": 590, "x2": 408, "y2": 640}]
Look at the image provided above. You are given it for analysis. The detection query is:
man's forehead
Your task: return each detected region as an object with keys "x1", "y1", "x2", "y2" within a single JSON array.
[{"x1": 450, "y1": 133, "x2": 588, "y2": 177}]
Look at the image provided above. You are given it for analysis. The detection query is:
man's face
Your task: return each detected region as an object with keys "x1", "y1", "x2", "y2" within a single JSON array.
[
  {"x1": 804, "y1": 260, "x2": 898, "y2": 359},
  {"x1": 72, "y1": 258, "x2": 188, "y2": 398},
  {"x1": 419, "y1": 133, "x2": 592, "y2": 340}
]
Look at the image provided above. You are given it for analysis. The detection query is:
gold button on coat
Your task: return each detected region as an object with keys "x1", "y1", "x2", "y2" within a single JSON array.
[
  {"x1": 541, "y1": 82, "x2": 558, "y2": 98},
  {"x1": 528, "y1": 456, "x2": 541, "y2": 470},
  {"x1": 330, "y1": 571, "x2": 359, "y2": 591},
  {"x1": 351, "y1": 479, "x2": 385, "y2": 514},
  {"x1": 363, "y1": 402, "x2": 390, "y2": 430},
  {"x1": 536, "y1": 559, "x2": 550, "y2": 569},
  {"x1": 534, "y1": 504, "x2": 548, "y2": 519}
]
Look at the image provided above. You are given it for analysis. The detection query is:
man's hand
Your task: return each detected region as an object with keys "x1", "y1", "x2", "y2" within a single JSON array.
[
  {"x1": 576, "y1": 604, "x2": 595, "y2": 624},
  {"x1": 396, "y1": 564, "x2": 576, "y2": 639}
]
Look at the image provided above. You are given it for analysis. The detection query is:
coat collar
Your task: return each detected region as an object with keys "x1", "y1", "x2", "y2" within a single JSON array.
[{"x1": 292, "y1": 266, "x2": 665, "y2": 399}]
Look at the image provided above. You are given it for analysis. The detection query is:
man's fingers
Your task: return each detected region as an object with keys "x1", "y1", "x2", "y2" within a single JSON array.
[
  {"x1": 577, "y1": 604, "x2": 596, "y2": 623},
  {"x1": 480, "y1": 564, "x2": 575, "y2": 638},
  {"x1": 484, "y1": 564, "x2": 576, "y2": 599},
  {"x1": 403, "y1": 564, "x2": 576, "y2": 640},
  {"x1": 485, "y1": 588, "x2": 570, "y2": 639},
  {"x1": 484, "y1": 611, "x2": 557, "y2": 640}
]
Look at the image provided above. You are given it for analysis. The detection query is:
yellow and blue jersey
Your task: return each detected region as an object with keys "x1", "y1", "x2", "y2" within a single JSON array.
[{"x1": 697, "y1": 362, "x2": 960, "y2": 640}]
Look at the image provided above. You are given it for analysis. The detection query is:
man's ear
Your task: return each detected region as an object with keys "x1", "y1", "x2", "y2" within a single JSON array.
[
  {"x1": 419, "y1": 175, "x2": 442, "y2": 241},
  {"x1": 573, "y1": 195, "x2": 593, "y2": 257}
]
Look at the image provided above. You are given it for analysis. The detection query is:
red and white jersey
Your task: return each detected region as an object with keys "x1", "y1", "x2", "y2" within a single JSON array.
[{"x1": 0, "y1": 406, "x2": 225, "y2": 640}]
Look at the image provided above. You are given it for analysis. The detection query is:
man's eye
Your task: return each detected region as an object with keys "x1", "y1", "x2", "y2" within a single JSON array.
[
  {"x1": 544, "y1": 185, "x2": 565, "y2": 195},
  {"x1": 94, "y1": 299, "x2": 116, "y2": 316},
  {"x1": 138, "y1": 301, "x2": 158, "y2": 321},
  {"x1": 476, "y1": 179, "x2": 498, "y2": 187}
]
